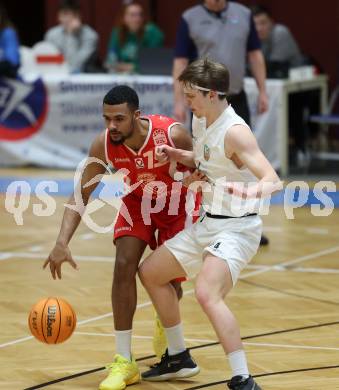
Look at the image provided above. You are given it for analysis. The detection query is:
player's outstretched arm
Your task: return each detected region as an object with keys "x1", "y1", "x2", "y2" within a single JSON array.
[{"x1": 43, "y1": 132, "x2": 108, "y2": 279}]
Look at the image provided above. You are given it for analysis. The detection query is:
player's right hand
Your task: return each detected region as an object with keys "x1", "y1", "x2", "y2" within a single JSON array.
[
  {"x1": 155, "y1": 145, "x2": 174, "y2": 162},
  {"x1": 43, "y1": 243, "x2": 78, "y2": 280}
]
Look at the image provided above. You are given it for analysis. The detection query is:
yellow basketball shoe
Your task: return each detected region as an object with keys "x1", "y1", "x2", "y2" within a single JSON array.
[
  {"x1": 99, "y1": 354, "x2": 140, "y2": 390},
  {"x1": 153, "y1": 313, "x2": 168, "y2": 360}
]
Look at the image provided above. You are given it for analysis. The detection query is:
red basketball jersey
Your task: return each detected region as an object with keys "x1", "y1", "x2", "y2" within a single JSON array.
[{"x1": 105, "y1": 115, "x2": 189, "y2": 200}]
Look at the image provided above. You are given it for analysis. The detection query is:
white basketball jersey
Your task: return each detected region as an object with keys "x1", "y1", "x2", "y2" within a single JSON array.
[{"x1": 192, "y1": 105, "x2": 260, "y2": 217}]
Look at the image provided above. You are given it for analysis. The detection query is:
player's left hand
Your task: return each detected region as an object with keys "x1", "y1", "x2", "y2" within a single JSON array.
[
  {"x1": 43, "y1": 243, "x2": 78, "y2": 280},
  {"x1": 182, "y1": 169, "x2": 209, "y2": 190}
]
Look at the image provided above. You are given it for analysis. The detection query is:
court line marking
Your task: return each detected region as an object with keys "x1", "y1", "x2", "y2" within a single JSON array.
[
  {"x1": 0, "y1": 335, "x2": 34, "y2": 348},
  {"x1": 184, "y1": 365, "x2": 339, "y2": 390},
  {"x1": 0, "y1": 289, "x2": 194, "y2": 349},
  {"x1": 73, "y1": 332, "x2": 339, "y2": 352},
  {"x1": 263, "y1": 225, "x2": 333, "y2": 236},
  {"x1": 305, "y1": 227, "x2": 330, "y2": 235},
  {"x1": 262, "y1": 226, "x2": 284, "y2": 232},
  {"x1": 23, "y1": 352, "x2": 156, "y2": 390},
  {"x1": 0, "y1": 225, "x2": 98, "y2": 254},
  {"x1": 2, "y1": 251, "x2": 339, "y2": 275},
  {"x1": 246, "y1": 264, "x2": 339, "y2": 274},
  {"x1": 0, "y1": 251, "x2": 113, "y2": 262},
  {"x1": 244, "y1": 341, "x2": 339, "y2": 352},
  {"x1": 79, "y1": 233, "x2": 96, "y2": 240},
  {"x1": 28, "y1": 246, "x2": 45, "y2": 252},
  {"x1": 241, "y1": 245, "x2": 339, "y2": 279},
  {"x1": 2, "y1": 245, "x2": 339, "y2": 348},
  {"x1": 241, "y1": 277, "x2": 339, "y2": 308},
  {"x1": 74, "y1": 332, "x2": 214, "y2": 344},
  {"x1": 289, "y1": 266, "x2": 339, "y2": 274},
  {"x1": 3, "y1": 250, "x2": 339, "y2": 277},
  {"x1": 23, "y1": 321, "x2": 339, "y2": 389}
]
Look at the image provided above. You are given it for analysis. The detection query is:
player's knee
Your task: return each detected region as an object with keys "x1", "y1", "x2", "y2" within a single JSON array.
[
  {"x1": 114, "y1": 255, "x2": 139, "y2": 283},
  {"x1": 138, "y1": 264, "x2": 150, "y2": 287},
  {"x1": 195, "y1": 285, "x2": 209, "y2": 308},
  {"x1": 138, "y1": 266, "x2": 147, "y2": 286},
  {"x1": 195, "y1": 284, "x2": 215, "y2": 309},
  {"x1": 138, "y1": 261, "x2": 157, "y2": 287}
]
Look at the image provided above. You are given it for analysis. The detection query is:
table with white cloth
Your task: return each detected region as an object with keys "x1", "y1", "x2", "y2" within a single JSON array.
[
  {"x1": 0, "y1": 74, "x2": 327, "y2": 175},
  {"x1": 245, "y1": 75, "x2": 327, "y2": 175}
]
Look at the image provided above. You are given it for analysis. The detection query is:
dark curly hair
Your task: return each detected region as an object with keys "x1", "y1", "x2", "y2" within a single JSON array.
[{"x1": 103, "y1": 85, "x2": 139, "y2": 112}]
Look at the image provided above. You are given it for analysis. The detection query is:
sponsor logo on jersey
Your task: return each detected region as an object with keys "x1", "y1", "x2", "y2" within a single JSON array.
[
  {"x1": 137, "y1": 172, "x2": 157, "y2": 188},
  {"x1": 135, "y1": 157, "x2": 145, "y2": 168},
  {"x1": 115, "y1": 226, "x2": 132, "y2": 233},
  {"x1": 0, "y1": 78, "x2": 48, "y2": 141},
  {"x1": 114, "y1": 157, "x2": 130, "y2": 163},
  {"x1": 153, "y1": 128, "x2": 167, "y2": 146}
]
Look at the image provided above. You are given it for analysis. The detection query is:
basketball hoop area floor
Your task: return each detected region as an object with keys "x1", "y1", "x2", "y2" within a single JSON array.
[{"x1": 1, "y1": 168, "x2": 339, "y2": 390}]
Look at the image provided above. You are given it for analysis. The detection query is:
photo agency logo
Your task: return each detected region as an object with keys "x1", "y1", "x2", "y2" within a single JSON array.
[
  {"x1": 0, "y1": 78, "x2": 48, "y2": 141},
  {"x1": 4, "y1": 164, "x2": 337, "y2": 229},
  {"x1": 4, "y1": 158, "x2": 199, "y2": 230},
  {"x1": 4, "y1": 158, "x2": 130, "y2": 230},
  {"x1": 69, "y1": 158, "x2": 199, "y2": 232},
  {"x1": 68, "y1": 158, "x2": 137, "y2": 234}
]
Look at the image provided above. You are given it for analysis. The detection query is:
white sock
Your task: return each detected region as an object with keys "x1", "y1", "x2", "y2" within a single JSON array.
[
  {"x1": 115, "y1": 329, "x2": 132, "y2": 360},
  {"x1": 165, "y1": 323, "x2": 186, "y2": 356},
  {"x1": 228, "y1": 349, "x2": 249, "y2": 378}
]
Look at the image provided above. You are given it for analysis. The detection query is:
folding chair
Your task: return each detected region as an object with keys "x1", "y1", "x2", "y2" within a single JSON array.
[{"x1": 309, "y1": 85, "x2": 339, "y2": 160}]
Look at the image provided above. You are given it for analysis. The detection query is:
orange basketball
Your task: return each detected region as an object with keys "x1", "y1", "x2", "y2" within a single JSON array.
[{"x1": 28, "y1": 297, "x2": 76, "y2": 344}]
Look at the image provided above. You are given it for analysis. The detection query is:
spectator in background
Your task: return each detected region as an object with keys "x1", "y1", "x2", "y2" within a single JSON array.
[
  {"x1": 0, "y1": 2, "x2": 20, "y2": 78},
  {"x1": 252, "y1": 5, "x2": 312, "y2": 167},
  {"x1": 252, "y1": 5, "x2": 304, "y2": 68},
  {"x1": 44, "y1": 0, "x2": 99, "y2": 73},
  {"x1": 105, "y1": 1, "x2": 164, "y2": 74}
]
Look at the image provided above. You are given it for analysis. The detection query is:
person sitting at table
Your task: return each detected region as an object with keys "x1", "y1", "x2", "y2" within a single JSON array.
[
  {"x1": 44, "y1": 0, "x2": 99, "y2": 73},
  {"x1": 105, "y1": 0, "x2": 164, "y2": 74},
  {"x1": 252, "y1": 5, "x2": 317, "y2": 167},
  {"x1": 0, "y1": 2, "x2": 20, "y2": 78},
  {"x1": 252, "y1": 4, "x2": 304, "y2": 74}
]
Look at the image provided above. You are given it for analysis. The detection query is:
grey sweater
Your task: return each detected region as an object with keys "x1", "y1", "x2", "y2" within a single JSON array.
[
  {"x1": 261, "y1": 24, "x2": 304, "y2": 67},
  {"x1": 44, "y1": 25, "x2": 98, "y2": 72}
]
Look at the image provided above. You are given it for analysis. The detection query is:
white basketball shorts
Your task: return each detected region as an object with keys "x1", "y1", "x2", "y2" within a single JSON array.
[{"x1": 164, "y1": 213, "x2": 262, "y2": 285}]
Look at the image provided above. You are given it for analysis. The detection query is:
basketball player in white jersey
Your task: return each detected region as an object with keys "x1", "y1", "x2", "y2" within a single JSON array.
[{"x1": 138, "y1": 58, "x2": 281, "y2": 389}]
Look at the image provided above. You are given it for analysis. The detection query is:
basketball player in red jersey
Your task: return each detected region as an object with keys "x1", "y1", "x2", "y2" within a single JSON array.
[{"x1": 43, "y1": 85, "x2": 203, "y2": 390}]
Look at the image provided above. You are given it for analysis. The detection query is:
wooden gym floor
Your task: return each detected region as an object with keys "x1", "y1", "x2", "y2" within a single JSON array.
[{"x1": 1, "y1": 168, "x2": 339, "y2": 390}]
